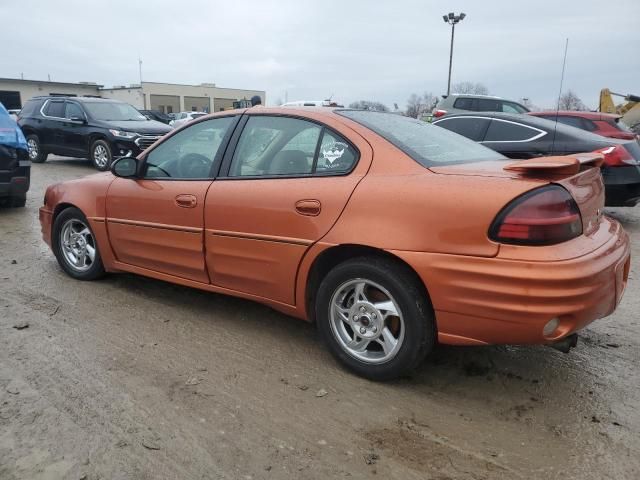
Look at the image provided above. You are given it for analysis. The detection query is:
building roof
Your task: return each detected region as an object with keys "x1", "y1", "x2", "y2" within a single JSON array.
[{"x1": 0, "y1": 77, "x2": 103, "y2": 88}]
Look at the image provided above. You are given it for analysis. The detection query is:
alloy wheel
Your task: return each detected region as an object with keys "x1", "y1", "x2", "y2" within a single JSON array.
[
  {"x1": 60, "y1": 219, "x2": 96, "y2": 273},
  {"x1": 329, "y1": 279, "x2": 405, "y2": 364}
]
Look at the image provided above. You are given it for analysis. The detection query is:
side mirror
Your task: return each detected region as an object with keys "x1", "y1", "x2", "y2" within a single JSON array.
[
  {"x1": 69, "y1": 116, "x2": 86, "y2": 123},
  {"x1": 111, "y1": 156, "x2": 139, "y2": 178}
]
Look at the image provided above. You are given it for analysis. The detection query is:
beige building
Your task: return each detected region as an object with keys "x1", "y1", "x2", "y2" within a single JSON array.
[
  {"x1": 0, "y1": 78, "x2": 265, "y2": 113},
  {"x1": 101, "y1": 82, "x2": 265, "y2": 113},
  {"x1": 0, "y1": 78, "x2": 101, "y2": 109}
]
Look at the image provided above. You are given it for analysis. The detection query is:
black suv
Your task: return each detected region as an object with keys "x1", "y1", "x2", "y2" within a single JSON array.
[{"x1": 18, "y1": 97, "x2": 172, "y2": 170}]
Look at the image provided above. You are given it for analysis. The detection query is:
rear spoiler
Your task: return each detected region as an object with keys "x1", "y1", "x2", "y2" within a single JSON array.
[{"x1": 503, "y1": 153, "x2": 604, "y2": 176}]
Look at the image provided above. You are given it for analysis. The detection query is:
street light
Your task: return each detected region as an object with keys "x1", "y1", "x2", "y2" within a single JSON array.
[{"x1": 443, "y1": 12, "x2": 466, "y2": 96}]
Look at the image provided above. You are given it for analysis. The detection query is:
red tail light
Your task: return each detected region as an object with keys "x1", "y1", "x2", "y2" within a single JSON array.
[
  {"x1": 490, "y1": 186, "x2": 582, "y2": 245},
  {"x1": 433, "y1": 109, "x2": 447, "y2": 118},
  {"x1": 594, "y1": 145, "x2": 638, "y2": 166}
]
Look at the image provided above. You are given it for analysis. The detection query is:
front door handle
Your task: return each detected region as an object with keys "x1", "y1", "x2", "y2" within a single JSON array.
[
  {"x1": 175, "y1": 194, "x2": 197, "y2": 208},
  {"x1": 295, "y1": 199, "x2": 321, "y2": 216}
]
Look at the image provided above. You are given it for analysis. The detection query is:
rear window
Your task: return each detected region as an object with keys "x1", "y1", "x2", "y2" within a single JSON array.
[
  {"x1": 44, "y1": 100, "x2": 65, "y2": 118},
  {"x1": 453, "y1": 97, "x2": 475, "y2": 110},
  {"x1": 338, "y1": 110, "x2": 503, "y2": 166},
  {"x1": 18, "y1": 99, "x2": 41, "y2": 118}
]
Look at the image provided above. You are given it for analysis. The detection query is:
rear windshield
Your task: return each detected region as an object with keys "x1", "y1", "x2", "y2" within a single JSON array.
[{"x1": 337, "y1": 110, "x2": 504, "y2": 166}]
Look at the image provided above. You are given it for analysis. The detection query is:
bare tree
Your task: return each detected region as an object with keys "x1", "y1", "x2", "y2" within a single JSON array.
[
  {"x1": 348, "y1": 100, "x2": 389, "y2": 112},
  {"x1": 452, "y1": 81, "x2": 489, "y2": 95},
  {"x1": 557, "y1": 90, "x2": 587, "y2": 111},
  {"x1": 405, "y1": 92, "x2": 437, "y2": 118}
]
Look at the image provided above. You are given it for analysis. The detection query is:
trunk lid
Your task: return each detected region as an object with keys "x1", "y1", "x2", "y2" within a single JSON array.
[{"x1": 431, "y1": 154, "x2": 606, "y2": 237}]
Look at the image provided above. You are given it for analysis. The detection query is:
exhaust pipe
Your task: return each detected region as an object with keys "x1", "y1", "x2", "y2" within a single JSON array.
[{"x1": 549, "y1": 333, "x2": 578, "y2": 353}]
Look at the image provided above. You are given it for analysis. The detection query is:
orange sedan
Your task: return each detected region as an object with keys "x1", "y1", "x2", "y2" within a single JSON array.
[{"x1": 39, "y1": 107, "x2": 630, "y2": 380}]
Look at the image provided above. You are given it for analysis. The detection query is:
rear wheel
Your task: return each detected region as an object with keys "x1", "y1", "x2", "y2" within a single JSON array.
[
  {"x1": 26, "y1": 135, "x2": 48, "y2": 163},
  {"x1": 316, "y1": 257, "x2": 435, "y2": 380},
  {"x1": 52, "y1": 207, "x2": 105, "y2": 280},
  {"x1": 90, "y1": 139, "x2": 112, "y2": 171}
]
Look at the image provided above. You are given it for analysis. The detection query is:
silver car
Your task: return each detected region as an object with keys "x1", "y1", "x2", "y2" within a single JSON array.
[{"x1": 432, "y1": 94, "x2": 529, "y2": 119}]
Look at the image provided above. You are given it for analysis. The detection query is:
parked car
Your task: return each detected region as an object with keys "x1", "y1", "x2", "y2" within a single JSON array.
[
  {"x1": 528, "y1": 111, "x2": 638, "y2": 141},
  {"x1": 18, "y1": 96, "x2": 172, "y2": 171},
  {"x1": 0, "y1": 103, "x2": 29, "y2": 207},
  {"x1": 434, "y1": 112, "x2": 640, "y2": 206},
  {"x1": 432, "y1": 94, "x2": 530, "y2": 119},
  {"x1": 170, "y1": 111, "x2": 207, "y2": 129},
  {"x1": 39, "y1": 108, "x2": 630, "y2": 380},
  {"x1": 139, "y1": 109, "x2": 173, "y2": 125}
]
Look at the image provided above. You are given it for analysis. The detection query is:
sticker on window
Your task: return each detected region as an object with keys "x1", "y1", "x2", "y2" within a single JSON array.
[{"x1": 322, "y1": 141, "x2": 349, "y2": 164}]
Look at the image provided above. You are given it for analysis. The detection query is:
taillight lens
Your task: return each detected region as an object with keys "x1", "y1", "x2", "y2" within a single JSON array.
[
  {"x1": 490, "y1": 186, "x2": 582, "y2": 245},
  {"x1": 594, "y1": 145, "x2": 638, "y2": 166},
  {"x1": 433, "y1": 109, "x2": 447, "y2": 118}
]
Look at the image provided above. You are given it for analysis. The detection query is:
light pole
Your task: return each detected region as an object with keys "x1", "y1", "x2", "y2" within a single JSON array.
[{"x1": 443, "y1": 12, "x2": 466, "y2": 96}]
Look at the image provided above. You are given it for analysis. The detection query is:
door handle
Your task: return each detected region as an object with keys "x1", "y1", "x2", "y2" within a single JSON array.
[
  {"x1": 295, "y1": 199, "x2": 321, "y2": 216},
  {"x1": 175, "y1": 194, "x2": 197, "y2": 208}
]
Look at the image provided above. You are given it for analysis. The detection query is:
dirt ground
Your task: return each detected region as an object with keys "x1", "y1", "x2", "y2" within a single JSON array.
[{"x1": 1, "y1": 157, "x2": 639, "y2": 480}]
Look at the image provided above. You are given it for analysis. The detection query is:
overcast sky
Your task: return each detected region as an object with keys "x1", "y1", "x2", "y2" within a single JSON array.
[{"x1": 1, "y1": 0, "x2": 638, "y2": 110}]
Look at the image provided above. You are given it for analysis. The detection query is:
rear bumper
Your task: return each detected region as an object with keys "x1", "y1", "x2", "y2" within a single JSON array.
[{"x1": 393, "y1": 218, "x2": 630, "y2": 346}]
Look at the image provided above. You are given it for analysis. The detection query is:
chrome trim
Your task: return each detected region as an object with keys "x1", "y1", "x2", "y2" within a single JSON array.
[{"x1": 134, "y1": 135, "x2": 162, "y2": 150}]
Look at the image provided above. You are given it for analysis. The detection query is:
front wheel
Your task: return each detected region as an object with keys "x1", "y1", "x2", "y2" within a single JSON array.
[
  {"x1": 316, "y1": 257, "x2": 435, "y2": 380},
  {"x1": 90, "y1": 139, "x2": 112, "y2": 171},
  {"x1": 52, "y1": 207, "x2": 105, "y2": 280}
]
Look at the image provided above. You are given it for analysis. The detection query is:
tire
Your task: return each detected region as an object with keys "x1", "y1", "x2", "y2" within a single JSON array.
[
  {"x1": 9, "y1": 194, "x2": 26, "y2": 208},
  {"x1": 316, "y1": 256, "x2": 435, "y2": 381},
  {"x1": 52, "y1": 207, "x2": 105, "y2": 280},
  {"x1": 26, "y1": 134, "x2": 48, "y2": 163},
  {"x1": 90, "y1": 139, "x2": 112, "y2": 171}
]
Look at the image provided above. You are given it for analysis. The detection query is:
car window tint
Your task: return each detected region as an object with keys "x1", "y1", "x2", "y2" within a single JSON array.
[
  {"x1": 44, "y1": 100, "x2": 65, "y2": 117},
  {"x1": 65, "y1": 102, "x2": 84, "y2": 119},
  {"x1": 229, "y1": 116, "x2": 321, "y2": 177},
  {"x1": 434, "y1": 117, "x2": 490, "y2": 141},
  {"x1": 145, "y1": 116, "x2": 234, "y2": 179},
  {"x1": 338, "y1": 110, "x2": 503, "y2": 166},
  {"x1": 476, "y1": 99, "x2": 500, "y2": 112},
  {"x1": 316, "y1": 130, "x2": 357, "y2": 173},
  {"x1": 453, "y1": 97, "x2": 475, "y2": 110},
  {"x1": 484, "y1": 119, "x2": 543, "y2": 142}
]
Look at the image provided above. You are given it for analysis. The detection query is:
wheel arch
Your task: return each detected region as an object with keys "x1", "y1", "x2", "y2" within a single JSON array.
[{"x1": 304, "y1": 243, "x2": 433, "y2": 324}]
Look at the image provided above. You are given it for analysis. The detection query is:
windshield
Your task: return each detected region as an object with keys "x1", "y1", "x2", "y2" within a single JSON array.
[
  {"x1": 84, "y1": 102, "x2": 147, "y2": 121},
  {"x1": 338, "y1": 110, "x2": 504, "y2": 166}
]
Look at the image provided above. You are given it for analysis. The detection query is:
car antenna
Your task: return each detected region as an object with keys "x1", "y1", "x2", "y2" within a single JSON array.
[{"x1": 551, "y1": 38, "x2": 569, "y2": 155}]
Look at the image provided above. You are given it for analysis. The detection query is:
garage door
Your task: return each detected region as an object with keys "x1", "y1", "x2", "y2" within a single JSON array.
[
  {"x1": 150, "y1": 94, "x2": 180, "y2": 114},
  {"x1": 0, "y1": 91, "x2": 22, "y2": 110},
  {"x1": 184, "y1": 96, "x2": 211, "y2": 113}
]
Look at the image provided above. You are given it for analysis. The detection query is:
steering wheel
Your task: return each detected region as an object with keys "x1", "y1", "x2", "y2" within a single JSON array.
[{"x1": 177, "y1": 153, "x2": 211, "y2": 178}]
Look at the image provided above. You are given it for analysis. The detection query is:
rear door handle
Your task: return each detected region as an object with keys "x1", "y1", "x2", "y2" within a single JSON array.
[
  {"x1": 295, "y1": 199, "x2": 321, "y2": 216},
  {"x1": 175, "y1": 194, "x2": 197, "y2": 208}
]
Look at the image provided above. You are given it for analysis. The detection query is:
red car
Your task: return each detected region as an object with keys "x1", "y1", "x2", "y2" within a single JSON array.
[{"x1": 529, "y1": 111, "x2": 637, "y2": 141}]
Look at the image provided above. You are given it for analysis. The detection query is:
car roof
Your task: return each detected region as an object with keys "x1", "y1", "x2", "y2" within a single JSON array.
[
  {"x1": 32, "y1": 96, "x2": 122, "y2": 104},
  {"x1": 529, "y1": 110, "x2": 621, "y2": 120},
  {"x1": 446, "y1": 93, "x2": 503, "y2": 99}
]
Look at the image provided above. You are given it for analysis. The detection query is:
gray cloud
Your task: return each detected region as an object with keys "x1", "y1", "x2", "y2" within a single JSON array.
[{"x1": 1, "y1": 0, "x2": 638, "y2": 109}]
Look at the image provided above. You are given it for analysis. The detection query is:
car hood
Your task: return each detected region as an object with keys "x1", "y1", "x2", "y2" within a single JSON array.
[{"x1": 104, "y1": 120, "x2": 172, "y2": 135}]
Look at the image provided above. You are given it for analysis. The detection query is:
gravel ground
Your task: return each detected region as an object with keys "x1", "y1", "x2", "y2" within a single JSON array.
[{"x1": 1, "y1": 157, "x2": 639, "y2": 480}]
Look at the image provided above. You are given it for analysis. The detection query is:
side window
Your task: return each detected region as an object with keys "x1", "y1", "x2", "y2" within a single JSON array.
[
  {"x1": 453, "y1": 97, "x2": 475, "y2": 110},
  {"x1": 229, "y1": 116, "x2": 321, "y2": 176},
  {"x1": 316, "y1": 130, "x2": 357, "y2": 173},
  {"x1": 44, "y1": 100, "x2": 65, "y2": 118},
  {"x1": 65, "y1": 102, "x2": 85, "y2": 119},
  {"x1": 483, "y1": 120, "x2": 545, "y2": 142},
  {"x1": 434, "y1": 117, "x2": 491, "y2": 141},
  {"x1": 501, "y1": 101, "x2": 527, "y2": 114},
  {"x1": 476, "y1": 99, "x2": 500, "y2": 112},
  {"x1": 145, "y1": 116, "x2": 235, "y2": 179}
]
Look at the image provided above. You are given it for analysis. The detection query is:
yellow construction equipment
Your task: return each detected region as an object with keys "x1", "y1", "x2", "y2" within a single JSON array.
[{"x1": 599, "y1": 88, "x2": 640, "y2": 131}]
